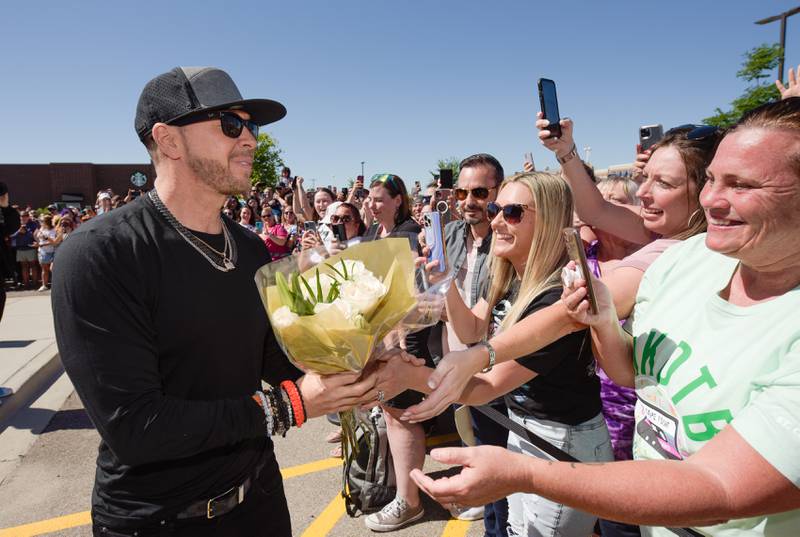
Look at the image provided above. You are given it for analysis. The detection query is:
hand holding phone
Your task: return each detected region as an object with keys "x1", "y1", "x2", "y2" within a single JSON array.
[
  {"x1": 423, "y1": 212, "x2": 447, "y2": 272},
  {"x1": 332, "y1": 222, "x2": 347, "y2": 242},
  {"x1": 562, "y1": 227, "x2": 598, "y2": 314}
]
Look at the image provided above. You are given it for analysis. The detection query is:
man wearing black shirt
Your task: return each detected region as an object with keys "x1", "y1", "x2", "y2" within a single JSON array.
[{"x1": 52, "y1": 67, "x2": 388, "y2": 537}]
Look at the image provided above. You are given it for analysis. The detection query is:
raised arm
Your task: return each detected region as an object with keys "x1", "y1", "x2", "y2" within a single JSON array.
[
  {"x1": 536, "y1": 114, "x2": 651, "y2": 245},
  {"x1": 293, "y1": 176, "x2": 315, "y2": 222}
]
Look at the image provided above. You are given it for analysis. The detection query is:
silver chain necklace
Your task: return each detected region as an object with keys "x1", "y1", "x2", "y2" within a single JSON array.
[{"x1": 148, "y1": 189, "x2": 237, "y2": 272}]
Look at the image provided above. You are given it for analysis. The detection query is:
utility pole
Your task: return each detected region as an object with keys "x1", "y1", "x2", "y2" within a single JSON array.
[
  {"x1": 360, "y1": 161, "x2": 365, "y2": 178},
  {"x1": 755, "y1": 6, "x2": 800, "y2": 83},
  {"x1": 583, "y1": 146, "x2": 592, "y2": 164}
]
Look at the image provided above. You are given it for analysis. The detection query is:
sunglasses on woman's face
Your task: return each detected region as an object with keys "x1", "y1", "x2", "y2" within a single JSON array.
[
  {"x1": 171, "y1": 111, "x2": 259, "y2": 140},
  {"x1": 486, "y1": 202, "x2": 533, "y2": 224},
  {"x1": 454, "y1": 187, "x2": 494, "y2": 201},
  {"x1": 330, "y1": 214, "x2": 353, "y2": 224}
]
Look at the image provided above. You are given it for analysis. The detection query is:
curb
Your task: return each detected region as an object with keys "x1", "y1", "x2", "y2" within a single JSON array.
[{"x1": 0, "y1": 344, "x2": 63, "y2": 430}]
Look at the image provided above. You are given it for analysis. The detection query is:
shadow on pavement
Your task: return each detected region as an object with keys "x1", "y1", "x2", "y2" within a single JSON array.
[
  {"x1": 43, "y1": 408, "x2": 96, "y2": 432},
  {"x1": 0, "y1": 340, "x2": 35, "y2": 348}
]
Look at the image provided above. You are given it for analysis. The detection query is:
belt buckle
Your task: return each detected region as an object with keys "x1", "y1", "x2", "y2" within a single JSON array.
[{"x1": 206, "y1": 484, "x2": 245, "y2": 519}]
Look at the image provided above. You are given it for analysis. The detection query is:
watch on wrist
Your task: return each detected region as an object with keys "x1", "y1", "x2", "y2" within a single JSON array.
[
  {"x1": 557, "y1": 144, "x2": 578, "y2": 165},
  {"x1": 479, "y1": 340, "x2": 496, "y2": 373}
]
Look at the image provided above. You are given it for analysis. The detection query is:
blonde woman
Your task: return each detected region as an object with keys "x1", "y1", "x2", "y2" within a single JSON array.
[{"x1": 388, "y1": 172, "x2": 612, "y2": 536}]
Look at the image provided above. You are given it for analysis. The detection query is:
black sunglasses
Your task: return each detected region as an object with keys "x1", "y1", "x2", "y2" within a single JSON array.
[
  {"x1": 330, "y1": 214, "x2": 353, "y2": 224},
  {"x1": 486, "y1": 201, "x2": 533, "y2": 224},
  {"x1": 172, "y1": 111, "x2": 259, "y2": 140},
  {"x1": 454, "y1": 187, "x2": 494, "y2": 201},
  {"x1": 666, "y1": 124, "x2": 719, "y2": 141}
]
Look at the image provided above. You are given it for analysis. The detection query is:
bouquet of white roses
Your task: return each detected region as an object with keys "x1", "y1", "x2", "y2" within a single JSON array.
[{"x1": 255, "y1": 235, "x2": 450, "y2": 457}]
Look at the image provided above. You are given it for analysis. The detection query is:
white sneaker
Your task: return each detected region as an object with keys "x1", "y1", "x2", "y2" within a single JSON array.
[
  {"x1": 449, "y1": 504, "x2": 484, "y2": 521},
  {"x1": 37, "y1": 285, "x2": 48, "y2": 292},
  {"x1": 364, "y1": 497, "x2": 424, "y2": 532}
]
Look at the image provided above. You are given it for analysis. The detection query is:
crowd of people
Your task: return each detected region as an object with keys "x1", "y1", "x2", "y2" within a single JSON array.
[{"x1": 8, "y1": 63, "x2": 800, "y2": 537}]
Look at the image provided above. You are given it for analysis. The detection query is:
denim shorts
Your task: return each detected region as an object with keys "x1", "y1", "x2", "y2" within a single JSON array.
[
  {"x1": 38, "y1": 250, "x2": 55, "y2": 265},
  {"x1": 506, "y1": 411, "x2": 613, "y2": 537}
]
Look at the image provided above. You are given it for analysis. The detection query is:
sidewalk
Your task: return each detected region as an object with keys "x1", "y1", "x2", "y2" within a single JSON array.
[{"x1": 0, "y1": 291, "x2": 73, "y2": 485}]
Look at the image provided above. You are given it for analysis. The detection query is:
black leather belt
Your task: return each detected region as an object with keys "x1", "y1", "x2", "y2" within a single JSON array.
[{"x1": 176, "y1": 474, "x2": 253, "y2": 520}]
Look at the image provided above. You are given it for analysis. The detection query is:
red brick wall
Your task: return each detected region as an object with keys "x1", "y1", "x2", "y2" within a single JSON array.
[{"x1": 0, "y1": 163, "x2": 154, "y2": 209}]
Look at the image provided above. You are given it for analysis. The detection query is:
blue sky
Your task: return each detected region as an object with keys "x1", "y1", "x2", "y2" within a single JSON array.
[{"x1": 1, "y1": 1, "x2": 799, "y2": 188}]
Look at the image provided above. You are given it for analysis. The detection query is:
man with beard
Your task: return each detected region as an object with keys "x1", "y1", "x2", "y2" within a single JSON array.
[
  {"x1": 431, "y1": 154, "x2": 509, "y2": 535},
  {"x1": 51, "y1": 67, "x2": 389, "y2": 537}
]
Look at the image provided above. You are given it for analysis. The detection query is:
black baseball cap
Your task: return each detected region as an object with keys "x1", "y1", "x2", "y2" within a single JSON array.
[{"x1": 134, "y1": 66, "x2": 287, "y2": 143}]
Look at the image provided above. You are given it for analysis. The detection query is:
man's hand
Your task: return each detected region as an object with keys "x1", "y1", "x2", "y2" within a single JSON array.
[
  {"x1": 296, "y1": 371, "x2": 378, "y2": 419},
  {"x1": 411, "y1": 446, "x2": 530, "y2": 507},
  {"x1": 360, "y1": 349, "x2": 427, "y2": 409},
  {"x1": 401, "y1": 345, "x2": 486, "y2": 422},
  {"x1": 776, "y1": 66, "x2": 800, "y2": 100}
]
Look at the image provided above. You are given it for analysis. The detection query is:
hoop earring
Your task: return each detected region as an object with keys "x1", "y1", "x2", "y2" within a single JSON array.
[{"x1": 687, "y1": 208, "x2": 703, "y2": 228}]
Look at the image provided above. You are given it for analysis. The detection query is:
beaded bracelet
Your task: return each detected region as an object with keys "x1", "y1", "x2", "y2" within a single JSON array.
[
  {"x1": 279, "y1": 386, "x2": 295, "y2": 428},
  {"x1": 280, "y1": 380, "x2": 306, "y2": 427},
  {"x1": 265, "y1": 388, "x2": 285, "y2": 436}
]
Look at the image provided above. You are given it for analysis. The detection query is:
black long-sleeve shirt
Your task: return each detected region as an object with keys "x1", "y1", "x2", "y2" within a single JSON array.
[
  {"x1": 1, "y1": 206, "x2": 21, "y2": 278},
  {"x1": 51, "y1": 195, "x2": 300, "y2": 524}
]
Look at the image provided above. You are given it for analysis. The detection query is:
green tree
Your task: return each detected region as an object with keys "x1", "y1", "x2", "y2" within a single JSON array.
[
  {"x1": 430, "y1": 156, "x2": 461, "y2": 184},
  {"x1": 704, "y1": 43, "x2": 782, "y2": 128},
  {"x1": 250, "y1": 133, "x2": 283, "y2": 188}
]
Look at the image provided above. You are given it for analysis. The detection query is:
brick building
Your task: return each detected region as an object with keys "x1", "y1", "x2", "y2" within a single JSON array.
[{"x1": 0, "y1": 163, "x2": 155, "y2": 209}]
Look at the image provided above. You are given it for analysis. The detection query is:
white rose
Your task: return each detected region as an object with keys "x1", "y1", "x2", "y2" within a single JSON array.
[
  {"x1": 272, "y1": 306, "x2": 299, "y2": 329},
  {"x1": 338, "y1": 273, "x2": 387, "y2": 319}
]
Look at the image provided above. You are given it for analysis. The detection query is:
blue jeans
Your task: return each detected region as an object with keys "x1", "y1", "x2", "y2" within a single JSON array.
[
  {"x1": 470, "y1": 402, "x2": 510, "y2": 537},
  {"x1": 506, "y1": 411, "x2": 613, "y2": 537}
]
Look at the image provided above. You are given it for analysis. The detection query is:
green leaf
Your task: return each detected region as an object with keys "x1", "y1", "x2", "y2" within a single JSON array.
[
  {"x1": 341, "y1": 259, "x2": 349, "y2": 280},
  {"x1": 325, "y1": 263, "x2": 346, "y2": 280},
  {"x1": 316, "y1": 268, "x2": 323, "y2": 302},
  {"x1": 327, "y1": 280, "x2": 341, "y2": 302},
  {"x1": 299, "y1": 275, "x2": 316, "y2": 305},
  {"x1": 275, "y1": 272, "x2": 295, "y2": 310}
]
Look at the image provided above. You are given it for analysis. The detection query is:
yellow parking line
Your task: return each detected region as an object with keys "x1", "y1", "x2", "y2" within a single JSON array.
[
  {"x1": 441, "y1": 518, "x2": 473, "y2": 537},
  {"x1": 426, "y1": 432, "x2": 461, "y2": 447},
  {"x1": 299, "y1": 494, "x2": 346, "y2": 537},
  {"x1": 0, "y1": 457, "x2": 343, "y2": 537},
  {"x1": 281, "y1": 457, "x2": 341, "y2": 479},
  {"x1": 0, "y1": 510, "x2": 90, "y2": 537}
]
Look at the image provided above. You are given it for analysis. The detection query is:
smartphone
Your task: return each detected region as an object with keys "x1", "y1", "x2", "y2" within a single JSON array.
[
  {"x1": 291, "y1": 177, "x2": 297, "y2": 190},
  {"x1": 303, "y1": 221, "x2": 318, "y2": 233},
  {"x1": 639, "y1": 124, "x2": 664, "y2": 152},
  {"x1": 439, "y1": 168, "x2": 454, "y2": 190},
  {"x1": 538, "y1": 78, "x2": 562, "y2": 138},
  {"x1": 255, "y1": 221, "x2": 264, "y2": 233},
  {"x1": 342, "y1": 187, "x2": 349, "y2": 199},
  {"x1": 332, "y1": 222, "x2": 347, "y2": 242},
  {"x1": 524, "y1": 152, "x2": 535, "y2": 170},
  {"x1": 562, "y1": 227, "x2": 598, "y2": 314},
  {"x1": 424, "y1": 212, "x2": 447, "y2": 272}
]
